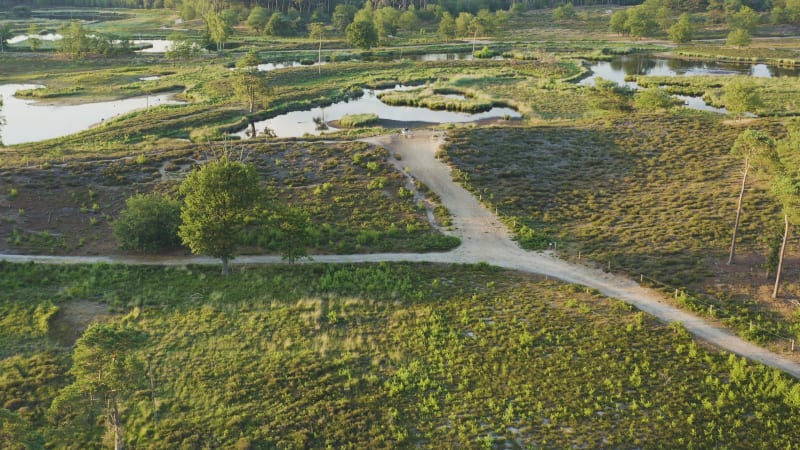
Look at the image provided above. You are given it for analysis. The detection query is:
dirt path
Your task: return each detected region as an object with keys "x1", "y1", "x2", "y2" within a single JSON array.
[{"x1": 4, "y1": 130, "x2": 800, "y2": 378}]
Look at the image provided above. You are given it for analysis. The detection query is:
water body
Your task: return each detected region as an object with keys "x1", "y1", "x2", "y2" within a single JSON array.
[
  {"x1": 238, "y1": 86, "x2": 520, "y2": 139},
  {"x1": 131, "y1": 39, "x2": 173, "y2": 53},
  {"x1": 578, "y1": 55, "x2": 798, "y2": 115},
  {"x1": 8, "y1": 33, "x2": 63, "y2": 44},
  {"x1": 579, "y1": 54, "x2": 800, "y2": 87},
  {"x1": 10, "y1": 34, "x2": 172, "y2": 53},
  {"x1": 0, "y1": 84, "x2": 183, "y2": 145}
]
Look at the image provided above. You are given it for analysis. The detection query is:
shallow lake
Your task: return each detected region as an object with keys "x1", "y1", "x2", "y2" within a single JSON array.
[
  {"x1": 238, "y1": 86, "x2": 520, "y2": 139},
  {"x1": 0, "y1": 84, "x2": 183, "y2": 145},
  {"x1": 579, "y1": 54, "x2": 800, "y2": 87}
]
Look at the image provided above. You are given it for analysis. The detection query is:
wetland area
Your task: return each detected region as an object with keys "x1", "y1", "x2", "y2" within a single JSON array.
[{"x1": 3, "y1": 3, "x2": 800, "y2": 449}]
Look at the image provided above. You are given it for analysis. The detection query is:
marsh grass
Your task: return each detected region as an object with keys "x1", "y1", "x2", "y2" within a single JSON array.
[{"x1": 337, "y1": 113, "x2": 380, "y2": 128}]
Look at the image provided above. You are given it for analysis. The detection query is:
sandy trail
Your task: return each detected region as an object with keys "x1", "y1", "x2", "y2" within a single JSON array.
[{"x1": 4, "y1": 130, "x2": 800, "y2": 378}]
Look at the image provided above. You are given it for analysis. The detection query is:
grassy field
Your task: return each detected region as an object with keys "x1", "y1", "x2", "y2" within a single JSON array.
[{"x1": 2, "y1": 261, "x2": 800, "y2": 448}]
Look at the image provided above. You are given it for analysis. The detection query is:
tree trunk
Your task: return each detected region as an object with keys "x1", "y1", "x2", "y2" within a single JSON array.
[
  {"x1": 728, "y1": 158, "x2": 750, "y2": 264},
  {"x1": 109, "y1": 396, "x2": 124, "y2": 450},
  {"x1": 221, "y1": 256, "x2": 230, "y2": 276},
  {"x1": 773, "y1": 213, "x2": 789, "y2": 299},
  {"x1": 249, "y1": 120, "x2": 256, "y2": 138}
]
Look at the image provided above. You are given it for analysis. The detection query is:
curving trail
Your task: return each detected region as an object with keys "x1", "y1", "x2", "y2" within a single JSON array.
[{"x1": 4, "y1": 130, "x2": 800, "y2": 379}]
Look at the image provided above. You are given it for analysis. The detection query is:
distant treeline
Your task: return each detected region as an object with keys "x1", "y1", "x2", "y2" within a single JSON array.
[{"x1": 0, "y1": 0, "x2": 647, "y2": 14}]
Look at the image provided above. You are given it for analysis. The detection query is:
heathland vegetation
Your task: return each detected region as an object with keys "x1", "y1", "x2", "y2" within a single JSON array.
[{"x1": 2, "y1": 0, "x2": 800, "y2": 446}]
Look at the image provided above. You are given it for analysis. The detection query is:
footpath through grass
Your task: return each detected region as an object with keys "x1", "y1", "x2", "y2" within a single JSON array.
[{"x1": 2, "y1": 261, "x2": 800, "y2": 448}]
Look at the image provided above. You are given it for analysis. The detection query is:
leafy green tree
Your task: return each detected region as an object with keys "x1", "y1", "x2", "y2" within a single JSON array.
[
  {"x1": 246, "y1": 6, "x2": 268, "y2": 33},
  {"x1": 455, "y1": 12, "x2": 474, "y2": 36},
  {"x1": 346, "y1": 19, "x2": 378, "y2": 50},
  {"x1": 669, "y1": 13, "x2": 693, "y2": 42},
  {"x1": 265, "y1": 12, "x2": 292, "y2": 36},
  {"x1": 475, "y1": 9, "x2": 496, "y2": 34},
  {"x1": 728, "y1": 5, "x2": 760, "y2": 32},
  {"x1": 722, "y1": 78, "x2": 761, "y2": 118},
  {"x1": 206, "y1": 10, "x2": 232, "y2": 52},
  {"x1": 333, "y1": 3, "x2": 357, "y2": 31},
  {"x1": 634, "y1": 87, "x2": 675, "y2": 110},
  {"x1": 58, "y1": 21, "x2": 90, "y2": 58},
  {"x1": 625, "y1": 6, "x2": 659, "y2": 38},
  {"x1": 179, "y1": 157, "x2": 261, "y2": 275},
  {"x1": 0, "y1": 22, "x2": 11, "y2": 53},
  {"x1": 27, "y1": 23, "x2": 40, "y2": 51},
  {"x1": 771, "y1": 0, "x2": 800, "y2": 25},
  {"x1": 180, "y1": 3, "x2": 196, "y2": 20},
  {"x1": 438, "y1": 12, "x2": 456, "y2": 41},
  {"x1": 553, "y1": 2, "x2": 577, "y2": 20},
  {"x1": 51, "y1": 324, "x2": 148, "y2": 450},
  {"x1": 113, "y1": 193, "x2": 182, "y2": 252},
  {"x1": 399, "y1": 8, "x2": 420, "y2": 32},
  {"x1": 726, "y1": 27, "x2": 751, "y2": 46},
  {"x1": 728, "y1": 129, "x2": 775, "y2": 264},
  {"x1": 374, "y1": 7, "x2": 400, "y2": 40},
  {"x1": 260, "y1": 204, "x2": 311, "y2": 262},
  {"x1": 609, "y1": 9, "x2": 629, "y2": 35}
]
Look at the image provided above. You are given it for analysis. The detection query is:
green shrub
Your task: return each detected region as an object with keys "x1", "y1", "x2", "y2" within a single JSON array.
[{"x1": 112, "y1": 193, "x2": 182, "y2": 252}]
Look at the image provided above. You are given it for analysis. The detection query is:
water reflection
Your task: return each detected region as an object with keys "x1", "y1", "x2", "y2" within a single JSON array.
[
  {"x1": 580, "y1": 54, "x2": 800, "y2": 86},
  {"x1": 9, "y1": 33, "x2": 63, "y2": 44},
  {"x1": 0, "y1": 84, "x2": 183, "y2": 145},
  {"x1": 238, "y1": 86, "x2": 520, "y2": 139},
  {"x1": 132, "y1": 39, "x2": 174, "y2": 53}
]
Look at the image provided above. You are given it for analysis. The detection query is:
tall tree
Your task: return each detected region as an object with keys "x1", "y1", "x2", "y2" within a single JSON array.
[
  {"x1": 669, "y1": 12, "x2": 693, "y2": 43},
  {"x1": 308, "y1": 22, "x2": 325, "y2": 73},
  {"x1": 246, "y1": 6, "x2": 269, "y2": 32},
  {"x1": 769, "y1": 173, "x2": 800, "y2": 298},
  {"x1": 728, "y1": 129, "x2": 775, "y2": 264},
  {"x1": 51, "y1": 324, "x2": 148, "y2": 450},
  {"x1": 771, "y1": 121, "x2": 800, "y2": 296},
  {"x1": 27, "y1": 23, "x2": 41, "y2": 51},
  {"x1": 206, "y1": 10, "x2": 231, "y2": 52},
  {"x1": 346, "y1": 19, "x2": 377, "y2": 50},
  {"x1": 234, "y1": 51, "x2": 271, "y2": 135},
  {"x1": 438, "y1": 12, "x2": 456, "y2": 41},
  {"x1": 179, "y1": 157, "x2": 262, "y2": 275}
]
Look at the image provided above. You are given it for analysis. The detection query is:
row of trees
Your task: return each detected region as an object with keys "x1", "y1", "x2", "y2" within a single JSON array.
[
  {"x1": 728, "y1": 121, "x2": 800, "y2": 298},
  {"x1": 609, "y1": 0, "x2": 769, "y2": 45},
  {"x1": 114, "y1": 156, "x2": 309, "y2": 275}
]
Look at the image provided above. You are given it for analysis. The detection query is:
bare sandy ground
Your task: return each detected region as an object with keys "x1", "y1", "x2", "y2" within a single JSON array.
[{"x1": 5, "y1": 130, "x2": 800, "y2": 378}]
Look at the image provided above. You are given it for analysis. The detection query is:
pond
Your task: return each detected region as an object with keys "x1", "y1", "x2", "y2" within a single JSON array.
[
  {"x1": 579, "y1": 54, "x2": 800, "y2": 87},
  {"x1": 578, "y1": 54, "x2": 798, "y2": 115},
  {"x1": 8, "y1": 33, "x2": 63, "y2": 44},
  {"x1": 0, "y1": 84, "x2": 183, "y2": 146},
  {"x1": 9, "y1": 34, "x2": 173, "y2": 53},
  {"x1": 237, "y1": 86, "x2": 520, "y2": 139},
  {"x1": 131, "y1": 39, "x2": 173, "y2": 53}
]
